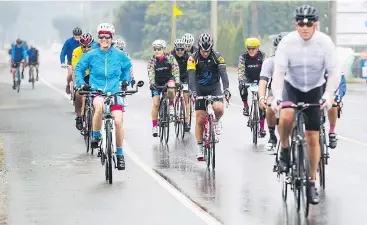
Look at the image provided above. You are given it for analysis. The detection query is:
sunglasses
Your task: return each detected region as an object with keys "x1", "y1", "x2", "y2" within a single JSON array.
[
  {"x1": 81, "y1": 45, "x2": 91, "y2": 49},
  {"x1": 98, "y1": 35, "x2": 112, "y2": 40},
  {"x1": 153, "y1": 47, "x2": 163, "y2": 51},
  {"x1": 247, "y1": 47, "x2": 257, "y2": 51},
  {"x1": 297, "y1": 20, "x2": 315, "y2": 27},
  {"x1": 175, "y1": 48, "x2": 184, "y2": 51}
]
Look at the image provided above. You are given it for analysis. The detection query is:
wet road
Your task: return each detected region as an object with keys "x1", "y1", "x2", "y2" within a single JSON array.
[{"x1": 0, "y1": 50, "x2": 367, "y2": 225}]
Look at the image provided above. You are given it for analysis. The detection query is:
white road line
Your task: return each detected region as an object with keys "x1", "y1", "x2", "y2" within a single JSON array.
[
  {"x1": 39, "y1": 76, "x2": 223, "y2": 225},
  {"x1": 338, "y1": 135, "x2": 367, "y2": 147}
]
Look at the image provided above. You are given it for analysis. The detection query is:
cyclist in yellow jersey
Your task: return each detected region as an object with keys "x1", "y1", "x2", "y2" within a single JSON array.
[{"x1": 72, "y1": 33, "x2": 95, "y2": 131}]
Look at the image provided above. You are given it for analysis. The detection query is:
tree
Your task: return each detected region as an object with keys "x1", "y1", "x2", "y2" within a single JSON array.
[
  {"x1": 114, "y1": 1, "x2": 150, "y2": 52},
  {"x1": 52, "y1": 15, "x2": 83, "y2": 41},
  {"x1": 232, "y1": 23, "x2": 245, "y2": 67}
]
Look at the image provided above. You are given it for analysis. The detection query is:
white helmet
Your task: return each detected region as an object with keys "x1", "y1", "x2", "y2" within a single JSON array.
[
  {"x1": 173, "y1": 38, "x2": 185, "y2": 49},
  {"x1": 114, "y1": 39, "x2": 125, "y2": 50},
  {"x1": 152, "y1": 39, "x2": 167, "y2": 48},
  {"x1": 182, "y1": 33, "x2": 194, "y2": 45},
  {"x1": 97, "y1": 23, "x2": 115, "y2": 35}
]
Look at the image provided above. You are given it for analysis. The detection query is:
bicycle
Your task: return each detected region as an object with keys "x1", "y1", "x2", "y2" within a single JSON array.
[
  {"x1": 318, "y1": 102, "x2": 339, "y2": 190},
  {"x1": 275, "y1": 102, "x2": 320, "y2": 217},
  {"x1": 79, "y1": 91, "x2": 94, "y2": 154},
  {"x1": 174, "y1": 85, "x2": 186, "y2": 139},
  {"x1": 13, "y1": 62, "x2": 22, "y2": 93},
  {"x1": 29, "y1": 63, "x2": 37, "y2": 89},
  {"x1": 79, "y1": 81, "x2": 144, "y2": 184},
  {"x1": 155, "y1": 85, "x2": 175, "y2": 144},
  {"x1": 197, "y1": 95, "x2": 223, "y2": 170},
  {"x1": 244, "y1": 81, "x2": 260, "y2": 145}
]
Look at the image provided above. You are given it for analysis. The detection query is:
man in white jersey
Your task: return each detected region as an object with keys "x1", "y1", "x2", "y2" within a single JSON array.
[
  {"x1": 259, "y1": 33, "x2": 287, "y2": 151},
  {"x1": 271, "y1": 5, "x2": 340, "y2": 205}
]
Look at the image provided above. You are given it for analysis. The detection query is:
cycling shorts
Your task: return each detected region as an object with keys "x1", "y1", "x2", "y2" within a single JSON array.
[
  {"x1": 282, "y1": 81, "x2": 322, "y2": 131},
  {"x1": 195, "y1": 82, "x2": 223, "y2": 111},
  {"x1": 151, "y1": 78, "x2": 175, "y2": 97},
  {"x1": 11, "y1": 62, "x2": 21, "y2": 69},
  {"x1": 92, "y1": 95, "x2": 124, "y2": 112},
  {"x1": 29, "y1": 61, "x2": 38, "y2": 66}
]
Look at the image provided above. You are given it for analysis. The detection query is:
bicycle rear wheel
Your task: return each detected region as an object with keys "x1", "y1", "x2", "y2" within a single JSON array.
[
  {"x1": 105, "y1": 121, "x2": 113, "y2": 184},
  {"x1": 164, "y1": 99, "x2": 170, "y2": 144},
  {"x1": 174, "y1": 97, "x2": 180, "y2": 137},
  {"x1": 159, "y1": 98, "x2": 165, "y2": 142}
]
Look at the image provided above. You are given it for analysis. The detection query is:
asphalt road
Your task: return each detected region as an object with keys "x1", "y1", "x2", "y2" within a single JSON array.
[{"x1": 0, "y1": 50, "x2": 367, "y2": 225}]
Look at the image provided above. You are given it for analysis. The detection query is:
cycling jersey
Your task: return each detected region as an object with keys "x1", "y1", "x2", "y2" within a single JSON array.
[
  {"x1": 27, "y1": 48, "x2": 39, "y2": 63},
  {"x1": 147, "y1": 53, "x2": 180, "y2": 85},
  {"x1": 238, "y1": 51, "x2": 266, "y2": 82},
  {"x1": 60, "y1": 37, "x2": 80, "y2": 64},
  {"x1": 187, "y1": 51, "x2": 229, "y2": 89},
  {"x1": 259, "y1": 56, "x2": 274, "y2": 88},
  {"x1": 172, "y1": 52, "x2": 189, "y2": 82},
  {"x1": 72, "y1": 47, "x2": 90, "y2": 76},
  {"x1": 11, "y1": 45, "x2": 27, "y2": 62},
  {"x1": 74, "y1": 47, "x2": 131, "y2": 94},
  {"x1": 272, "y1": 30, "x2": 340, "y2": 101}
]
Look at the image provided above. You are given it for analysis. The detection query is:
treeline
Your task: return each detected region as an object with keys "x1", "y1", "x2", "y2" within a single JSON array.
[{"x1": 114, "y1": 1, "x2": 328, "y2": 66}]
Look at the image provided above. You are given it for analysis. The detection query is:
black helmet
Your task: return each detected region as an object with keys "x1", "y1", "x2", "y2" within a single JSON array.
[
  {"x1": 198, "y1": 33, "x2": 213, "y2": 51},
  {"x1": 295, "y1": 5, "x2": 318, "y2": 22},
  {"x1": 73, "y1": 27, "x2": 82, "y2": 35},
  {"x1": 273, "y1": 33, "x2": 288, "y2": 48},
  {"x1": 16, "y1": 39, "x2": 22, "y2": 45}
]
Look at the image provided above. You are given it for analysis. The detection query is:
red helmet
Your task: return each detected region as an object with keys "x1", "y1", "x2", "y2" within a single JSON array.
[{"x1": 79, "y1": 33, "x2": 94, "y2": 47}]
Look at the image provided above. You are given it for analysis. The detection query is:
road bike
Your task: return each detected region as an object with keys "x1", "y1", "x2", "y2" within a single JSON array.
[
  {"x1": 174, "y1": 85, "x2": 186, "y2": 139},
  {"x1": 244, "y1": 81, "x2": 260, "y2": 145},
  {"x1": 79, "y1": 81, "x2": 144, "y2": 184},
  {"x1": 79, "y1": 91, "x2": 94, "y2": 154},
  {"x1": 197, "y1": 95, "x2": 223, "y2": 170},
  {"x1": 275, "y1": 102, "x2": 320, "y2": 217},
  {"x1": 13, "y1": 62, "x2": 22, "y2": 93},
  {"x1": 155, "y1": 85, "x2": 174, "y2": 144}
]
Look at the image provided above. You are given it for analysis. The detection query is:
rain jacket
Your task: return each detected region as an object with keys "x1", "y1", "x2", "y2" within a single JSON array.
[
  {"x1": 60, "y1": 37, "x2": 80, "y2": 64},
  {"x1": 11, "y1": 44, "x2": 27, "y2": 62},
  {"x1": 75, "y1": 47, "x2": 132, "y2": 94}
]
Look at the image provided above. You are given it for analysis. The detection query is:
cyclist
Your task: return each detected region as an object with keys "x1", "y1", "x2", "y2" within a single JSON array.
[
  {"x1": 259, "y1": 33, "x2": 286, "y2": 150},
  {"x1": 10, "y1": 39, "x2": 27, "y2": 89},
  {"x1": 187, "y1": 33, "x2": 231, "y2": 161},
  {"x1": 148, "y1": 39, "x2": 180, "y2": 137},
  {"x1": 75, "y1": 23, "x2": 131, "y2": 170},
  {"x1": 27, "y1": 45, "x2": 40, "y2": 82},
  {"x1": 324, "y1": 70, "x2": 346, "y2": 149},
  {"x1": 182, "y1": 33, "x2": 198, "y2": 54},
  {"x1": 172, "y1": 38, "x2": 191, "y2": 131},
  {"x1": 271, "y1": 5, "x2": 341, "y2": 204},
  {"x1": 238, "y1": 37, "x2": 267, "y2": 137},
  {"x1": 114, "y1": 39, "x2": 136, "y2": 108},
  {"x1": 72, "y1": 33, "x2": 95, "y2": 131},
  {"x1": 60, "y1": 27, "x2": 82, "y2": 95}
]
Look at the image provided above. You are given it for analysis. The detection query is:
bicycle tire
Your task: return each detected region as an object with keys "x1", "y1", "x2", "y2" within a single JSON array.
[
  {"x1": 189, "y1": 98, "x2": 193, "y2": 130},
  {"x1": 209, "y1": 114, "x2": 216, "y2": 170},
  {"x1": 319, "y1": 130, "x2": 326, "y2": 190},
  {"x1": 252, "y1": 101, "x2": 259, "y2": 145},
  {"x1": 180, "y1": 97, "x2": 185, "y2": 140},
  {"x1": 159, "y1": 98, "x2": 165, "y2": 142},
  {"x1": 30, "y1": 68, "x2": 35, "y2": 89},
  {"x1": 17, "y1": 79, "x2": 20, "y2": 93},
  {"x1": 174, "y1": 97, "x2": 180, "y2": 138},
  {"x1": 106, "y1": 120, "x2": 113, "y2": 184},
  {"x1": 204, "y1": 117, "x2": 211, "y2": 168},
  {"x1": 164, "y1": 99, "x2": 170, "y2": 144},
  {"x1": 299, "y1": 140, "x2": 311, "y2": 217}
]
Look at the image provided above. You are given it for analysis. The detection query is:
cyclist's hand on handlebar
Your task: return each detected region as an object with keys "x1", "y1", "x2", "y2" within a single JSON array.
[
  {"x1": 320, "y1": 98, "x2": 332, "y2": 110},
  {"x1": 224, "y1": 89, "x2": 231, "y2": 101},
  {"x1": 121, "y1": 80, "x2": 129, "y2": 90},
  {"x1": 259, "y1": 98, "x2": 267, "y2": 110},
  {"x1": 131, "y1": 78, "x2": 136, "y2": 88},
  {"x1": 79, "y1": 85, "x2": 91, "y2": 92},
  {"x1": 149, "y1": 83, "x2": 157, "y2": 91}
]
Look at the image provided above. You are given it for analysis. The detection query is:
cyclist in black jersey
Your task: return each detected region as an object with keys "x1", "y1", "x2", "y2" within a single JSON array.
[
  {"x1": 182, "y1": 33, "x2": 198, "y2": 55},
  {"x1": 188, "y1": 33, "x2": 231, "y2": 161},
  {"x1": 172, "y1": 38, "x2": 191, "y2": 131},
  {"x1": 238, "y1": 37, "x2": 267, "y2": 137}
]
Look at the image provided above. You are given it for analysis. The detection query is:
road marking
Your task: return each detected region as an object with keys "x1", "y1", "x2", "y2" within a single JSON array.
[
  {"x1": 39, "y1": 76, "x2": 223, "y2": 225},
  {"x1": 338, "y1": 135, "x2": 367, "y2": 147}
]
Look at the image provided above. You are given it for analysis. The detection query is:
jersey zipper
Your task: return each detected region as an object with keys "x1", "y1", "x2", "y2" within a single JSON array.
[{"x1": 103, "y1": 52, "x2": 108, "y2": 92}]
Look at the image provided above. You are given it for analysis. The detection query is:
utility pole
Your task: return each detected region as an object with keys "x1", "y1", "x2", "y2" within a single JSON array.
[
  {"x1": 328, "y1": 0, "x2": 337, "y2": 44},
  {"x1": 211, "y1": 0, "x2": 217, "y2": 48}
]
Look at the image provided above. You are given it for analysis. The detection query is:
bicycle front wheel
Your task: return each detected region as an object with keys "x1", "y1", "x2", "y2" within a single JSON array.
[
  {"x1": 105, "y1": 121, "x2": 113, "y2": 184},
  {"x1": 319, "y1": 130, "x2": 326, "y2": 190},
  {"x1": 174, "y1": 97, "x2": 180, "y2": 138},
  {"x1": 252, "y1": 102, "x2": 259, "y2": 145},
  {"x1": 180, "y1": 97, "x2": 186, "y2": 139},
  {"x1": 299, "y1": 140, "x2": 311, "y2": 217},
  {"x1": 30, "y1": 68, "x2": 35, "y2": 89},
  {"x1": 164, "y1": 100, "x2": 170, "y2": 144},
  {"x1": 209, "y1": 114, "x2": 216, "y2": 170}
]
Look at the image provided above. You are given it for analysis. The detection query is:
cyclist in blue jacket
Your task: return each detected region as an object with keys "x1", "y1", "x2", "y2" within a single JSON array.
[
  {"x1": 60, "y1": 27, "x2": 82, "y2": 94},
  {"x1": 324, "y1": 70, "x2": 347, "y2": 149},
  {"x1": 11, "y1": 39, "x2": 27, "y2": 89},
  {"x1": 75, "y1": 23, "x2": 131, "y2": 170}
]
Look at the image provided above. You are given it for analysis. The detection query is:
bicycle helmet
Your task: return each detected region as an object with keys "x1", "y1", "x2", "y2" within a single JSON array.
[
  {"x1": 182, "y1": 33, "x2": 194, "y2": 45},
  {"x1": 244, "y1": 37, "x2": 260, "y2": 48},
  {"x1": 73, "y1": 27, "x2": 82, "y2": 35},
  {"x1": 152, "y1": 39, "x2": 167, "y2": 49},
  {"x1": 114, "y1": 39, "x2": 125, "y2": 50},
  {"x1": 198, "y1": 33, "x2": 213, "y2": 51},
  {"x1": 295, "y1": 5, "x2": 319, "y2": 22},
  {"x1": 173, "y1": 38, "x2": 185, "y2": 49},
  {"x1": 97, "y1": 23, "x2": 115, "y2": 35},
  {"x1": 16, "y1": 39, "x2": 22, "y2": 45},
  {"x1": 79, "y1": 33, "x2": 94, "y2": 47}
]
